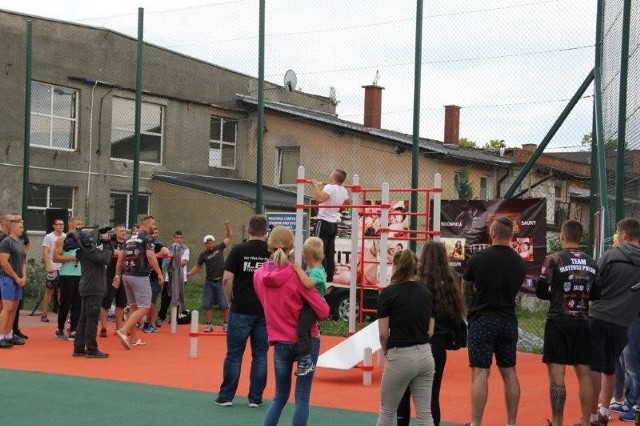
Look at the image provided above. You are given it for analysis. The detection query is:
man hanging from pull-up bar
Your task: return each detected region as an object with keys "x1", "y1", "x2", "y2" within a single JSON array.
[{"x1": 310, "y1": 169, "x2": 349, "y2": 283}]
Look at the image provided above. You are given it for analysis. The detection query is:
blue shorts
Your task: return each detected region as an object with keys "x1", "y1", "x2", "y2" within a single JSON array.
[
  {"x1": 0, "y1": 276, "x2": 23, "y2": 301},
  {"x1": 203, "y1": 279, "x2": 228, "y2": 311},
  {"x1": 468, "y1": 315, "x2": 518, "y2": 369}
]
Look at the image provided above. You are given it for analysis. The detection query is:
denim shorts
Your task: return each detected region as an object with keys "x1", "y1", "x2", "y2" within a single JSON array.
[
  {"x1": 0, "y1": 275, "x2": 23, "y2": 301},
  {"x1": 203, "y1": 279, "x2": 228, "y2": 310}
]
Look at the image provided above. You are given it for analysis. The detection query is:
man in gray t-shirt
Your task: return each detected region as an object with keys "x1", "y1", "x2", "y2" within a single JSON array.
[{"x1": 0, "y1": 217, "x2": 27, "y2": 348}]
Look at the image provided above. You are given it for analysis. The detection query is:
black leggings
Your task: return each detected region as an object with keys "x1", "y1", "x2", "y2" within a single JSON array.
[
  {"x1": 397, "y1": 340, "x2": 446, "y2": 425},
  {"x1": 57, "y1": 275, "x2": 81, "y2": 333}
]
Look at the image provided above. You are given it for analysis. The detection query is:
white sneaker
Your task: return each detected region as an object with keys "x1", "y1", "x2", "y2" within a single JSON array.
[{"x1": 204, "y1": 324, "x2": 213, "y2": 333}]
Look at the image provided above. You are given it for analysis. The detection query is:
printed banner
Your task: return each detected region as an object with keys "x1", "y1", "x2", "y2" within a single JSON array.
[
  {"x1": 440, "y1": 198, "x2": 547, "y2": 293},
  {"x1": 314, "y1": 200, "x2": 410, "y2": 287}
]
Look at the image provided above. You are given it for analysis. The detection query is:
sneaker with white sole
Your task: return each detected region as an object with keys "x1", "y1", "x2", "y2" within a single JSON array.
[
  {"x1": 215, "y1": 397, "x2": 233, "y2": 407},
  {"x1": 204, "y1": 324, "x2": 213, "y2": 333},
  {"x1": 248, "y1": 401, "x2": 262, "y2": 408},
  {"x1": 222, "y1": 322, "x2": 228, "y2": 332},
  {"x1": 610, "y1": 400, "x2": 632, "y2": 413}
]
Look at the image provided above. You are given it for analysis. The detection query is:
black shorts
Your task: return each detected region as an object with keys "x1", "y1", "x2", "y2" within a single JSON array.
[
  {"x1": 542, "y1": 317, "x2": 591, "y2": 365},
  {"x1": 101, "y1": 277, "x2": 127, "y2": 310},
  {"x1": 468, "y1": 315, "x2": 518, "y2": 369},
  {"x1": 589, "y1": 317, "x2": 628, "y2": 375}
]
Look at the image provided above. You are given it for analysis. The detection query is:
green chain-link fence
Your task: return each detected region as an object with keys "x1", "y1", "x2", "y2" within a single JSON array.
[{"x1": 3, "y1": 1, "x2": 637, "y2": 348}]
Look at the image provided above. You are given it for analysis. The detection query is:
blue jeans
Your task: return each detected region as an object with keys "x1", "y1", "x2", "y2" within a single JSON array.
[
  {"x1": 218, "y1": 311, "x2": 268, "y2": 403},
  {"x1": 264, "y1": 336, "x2": 321, "y2": 426},
  {"x1": 623, "y1": 317, "x2": 640, "y2": 404}
]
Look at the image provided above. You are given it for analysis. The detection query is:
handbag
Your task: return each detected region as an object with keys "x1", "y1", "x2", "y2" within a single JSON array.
[{"x1": 445, "y1": 316, "x2": 467, "y2": 350}]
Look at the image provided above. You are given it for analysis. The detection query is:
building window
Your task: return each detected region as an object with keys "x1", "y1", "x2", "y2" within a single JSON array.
[
  {"x1": 27, "y1": 184, "x2": 74, "y2": 231},
  {"x1": 111, "y1": 98, "x2": 164, "y2": 164},
  {"x1": 276, "y1": 147, "x2": 300, "y2": 185},
  {"x1": 30, "y1": 81, "x2": 78, "y2": 150},
  {"x1": 209, "y1": 117, "x2": 237, "y2": 169},
  {"x1": 480, "y1": 176, "x2": 493, "y2": 200},
  {"x1": 110, "y1": 192, "x2": 150, "y2": 230}
]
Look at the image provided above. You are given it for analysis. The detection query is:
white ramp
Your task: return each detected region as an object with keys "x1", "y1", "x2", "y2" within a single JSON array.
[{"x1": 317, "y1": 320, "x2": 381, "y2": 370}]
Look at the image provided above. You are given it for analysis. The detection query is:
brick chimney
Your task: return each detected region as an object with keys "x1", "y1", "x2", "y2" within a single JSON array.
[
  {"x1": 363, "y1": 84, "x2": 384, "y2": 129},
  {"x1": 444, "y1": 105, "x2": 460, "y2": 145}
]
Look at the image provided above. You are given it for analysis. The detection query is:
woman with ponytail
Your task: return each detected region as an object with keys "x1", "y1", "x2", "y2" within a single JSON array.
[
  {"x1": 397, "y1": 241, "x2": 465, "y2": 425},
  {"x1": 253, "y1": 226, "x2": 330, "y2": 426}
]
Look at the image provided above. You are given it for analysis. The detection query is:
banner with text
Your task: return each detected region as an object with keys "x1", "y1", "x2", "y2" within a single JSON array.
[{"x1": 440, "y1": 198, "x2": 547, "y2": 293}]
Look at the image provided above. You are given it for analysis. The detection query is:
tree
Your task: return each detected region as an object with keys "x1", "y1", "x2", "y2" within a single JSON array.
[
  {"x1": 458, "y1": 137, "x2": 477, "y2": 148},
  {"x1": 483, "y1": 139, "x2": 506, "y2": 152},
  {"x1": 581, "y1": 132, "x2": 625, "y2": 151},
  {"x1": 455, "y1": 168, "x2": 474, "y2": 199},
  {"x1": 581, "y1": 132, "x2": 592, "y2": 146}
]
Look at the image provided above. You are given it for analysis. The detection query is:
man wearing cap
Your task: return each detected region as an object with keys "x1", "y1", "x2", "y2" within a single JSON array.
[{"x1": 188, "y1": 220, "x2": 233, "y2": 332}]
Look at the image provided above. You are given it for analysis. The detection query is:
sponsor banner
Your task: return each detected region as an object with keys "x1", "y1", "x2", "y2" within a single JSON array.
[
  {"x1": 440, "y1": 198, "x2": 547, "y2": 293},
  {"x1": 267, "y1": 212, "x2": 308, "y2": 240}
]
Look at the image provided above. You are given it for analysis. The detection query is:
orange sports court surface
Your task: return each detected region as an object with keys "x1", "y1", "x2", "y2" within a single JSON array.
[{"x1": 2, "y1": 311, "x2": 623, "y2": 425}]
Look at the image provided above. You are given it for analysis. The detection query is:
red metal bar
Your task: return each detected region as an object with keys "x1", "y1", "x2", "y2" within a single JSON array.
[{"x1": 295, "y1": 203, "x2": 390, "y2": 210}]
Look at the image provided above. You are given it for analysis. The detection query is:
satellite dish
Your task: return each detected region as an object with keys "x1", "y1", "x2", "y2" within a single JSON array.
[
  {"x1": 284, "y1": 69, "x2": 297, "y2": 93},
  {"x1": 329, "y1": 86, "x2": 338, "y2": 106}
]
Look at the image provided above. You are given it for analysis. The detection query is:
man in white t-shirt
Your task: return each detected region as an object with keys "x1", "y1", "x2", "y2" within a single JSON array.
[
  {"x1": 310, "y1": 169, "x2": 349, "y2": 282},
  {"x1": 41, "y1": 219, "x2": 66, "y2": 322}
]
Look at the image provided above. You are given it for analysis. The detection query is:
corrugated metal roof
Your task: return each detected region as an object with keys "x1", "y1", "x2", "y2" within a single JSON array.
[
  {"x1": 236, "y1": 95, "x2": 513, "y2": 167},
  {"x1": 152, "y1": 172, "x2": 309, "y2": 210}
]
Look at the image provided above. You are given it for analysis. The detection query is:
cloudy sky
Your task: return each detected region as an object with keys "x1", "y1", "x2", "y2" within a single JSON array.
[{"x1": 1, "y1": 0, "x2": 597, "y2": 150}]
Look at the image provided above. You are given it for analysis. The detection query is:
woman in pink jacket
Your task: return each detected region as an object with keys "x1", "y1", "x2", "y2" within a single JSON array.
[{"x1": 253, "y1": 226, "x2": 330, "y2": 426}]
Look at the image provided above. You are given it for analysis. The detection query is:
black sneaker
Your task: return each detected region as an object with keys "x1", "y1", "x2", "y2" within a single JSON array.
[
  {"x1": 14, "y1": 329, "x2": 28, "y2": 339},
  {"x1": 214, "y1": 397, "x2": 233, "y2": 407},
  {"x1": 7, "y1": 335, "x2": 25, "y2": 345},
  {"x1": 55, "y1": 330, "x2": 66, "y2": 340},
  {"x1": 72, "y1": 350, "x2": 86, "y2": 357},
  {"x1": 86, "y1": 351, "x2": 110, "y2": 359},
  {"x1": 0, "y1": 339, "x2": 13, "y2": 349}
]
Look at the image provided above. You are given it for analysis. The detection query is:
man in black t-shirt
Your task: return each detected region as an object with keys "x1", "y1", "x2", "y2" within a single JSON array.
[
  {"x1": 536, "y1": 220, "x2": 597, "y2": 426},
  {"x1": 462, "y1": 216, "x2": 526, "y2": 426},
  {"x1": 215, "y1": 215, "x2": 270, "y2": 407},
  {"x1": 187, "y1": 220, "x2": 233, "y2": 333},
  {"x1": 113, "y1": 216, "x2": 164, "y2": 350},
  {"x1": 99, "y1": 224, "x2": 127, "y2": 336}
]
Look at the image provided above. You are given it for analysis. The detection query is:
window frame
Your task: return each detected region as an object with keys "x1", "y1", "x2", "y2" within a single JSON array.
[
  {"x1": 111, "y1": 97, "x2": 164, "y2": 165},
  {"x1": 209, "y1": 116, "x2": 237, "y2": 169},
  {"x1": 30, "y1": 81, "x2": 79, "y2": 151},
  {"x1": 276, "y1": 146, "x2": 301, "y2": 187},
  {"x1": 479, "y1": 175, "x2": 493, "y2": 200},
  {"x1": 27, "y1": 183, "x2": 75, "y2": 233},
  {"x1": 110, "y1": 192, "x2": 150, "y2": 230}
]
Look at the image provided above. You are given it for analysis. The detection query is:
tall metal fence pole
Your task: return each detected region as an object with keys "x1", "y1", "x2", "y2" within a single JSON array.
[
  {"x1": 615, "y1": 0, "x2": 631, "y2": 223},
  {"x1": 130, "y1": 7, "x2": 144, "y2": 227},
  {"x1": 255, "y1": 0, "x2": 265, "y2": 214},
  {"x1": 593, "y1": 0, "x2": 611, "y2": 253},
  {"x1": 21, "y1": 20, "x2": 32, "y2": 222},
  {"x1": 409, "y1": 0, "x2": 424, "y2": 252}
]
